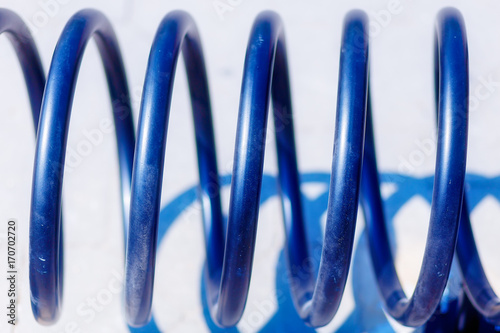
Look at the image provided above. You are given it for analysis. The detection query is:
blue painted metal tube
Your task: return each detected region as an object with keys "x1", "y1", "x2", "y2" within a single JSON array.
[
  {"x1": 29, "y1": 9, "x2": 135, "y2": 325},
  {"x1": 457, "y1": 178, "x2": 500, "y2": 325},
  {"x1": 360, "y1": 7, "x2": 469, "y2": 327},
  {"x1": 125, "y1": 9, "x2": 369, "y2": 329},
  {"x1": 21, "y1": 5, "x2": 474, "y2": 330},
  {"x1": 125, "y1": 10, "x2": 225, "y2": 327},
  {"x1": 0, "y1": 8, "x2": 45, "y2": 128}
]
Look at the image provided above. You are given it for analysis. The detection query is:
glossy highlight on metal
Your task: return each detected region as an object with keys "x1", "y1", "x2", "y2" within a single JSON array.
[
  {"x1": 3, "y1": 5, "x2": 490, "y2": 331},
  {"x1": 28, "y1": 9, "x2": 135, "y2": 324},
  {"x1": 124, "y1": 9, "x2": 368, "y2": 328}
]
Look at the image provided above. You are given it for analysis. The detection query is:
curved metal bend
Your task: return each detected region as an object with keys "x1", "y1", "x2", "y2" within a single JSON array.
[
  {"x1": 125, "y1": 10, "x2": 223, "y2": 327},
  {"x1": 29, "y1": 9, "x2": 135, "y2": 324},
  {"x1": 0, "y1": 8, "x2": 45, "y2": 128},
  {"x1": 457, "y1": 173, "x2": 500, "y2": 321},
  {"x1": 125, "y1": 9, "x2": 369, "y2": 328},
  {"x1": 360, "y1": 7, "x2": 468, "y2": 326}
]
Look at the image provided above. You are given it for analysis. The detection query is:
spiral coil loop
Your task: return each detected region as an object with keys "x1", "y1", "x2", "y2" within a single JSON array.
[
  {"x1": 124, "y1": 9, "x2": 370, "y2": 328},
  {"x1": 0, "y1": 4, "x2": 494, "y2": 330},
  {"x1": 28, "y1": 9, "x2": 135, "y2": 324},
  {"x1": 361, "y1": 9, "x2": 469, "y2": 326},
  {"x1": 124, "y1": 6, "x2": 469, "y2": 329},
  {"x1": 0, "y1": 9, "x2": 45, "y2": 127}
]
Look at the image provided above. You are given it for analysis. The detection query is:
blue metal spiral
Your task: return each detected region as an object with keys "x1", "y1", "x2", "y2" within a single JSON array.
[
  {"x1": 8, "y1": 4, "x2": 494, "y2": 331},
  {"x1": 28, "y1": 9, "x2": 135, "y2": 325},
  {"x1": 360, "y1": 7, "x2": 469, "y2": 327},
  {"x1": 0, "y1": 8, "x2": 45, "y2": 128},
  {"x1": 123, "y1": 6, "x2": 470, "y2": 329},
  {"x1": 125, "y1": 9, "x2": 369, "y2": 328}
]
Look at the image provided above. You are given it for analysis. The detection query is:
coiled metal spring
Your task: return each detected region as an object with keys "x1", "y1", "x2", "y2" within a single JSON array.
[{"x1": 1, "y1": 5, "x2": 497, "y2": 330}]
